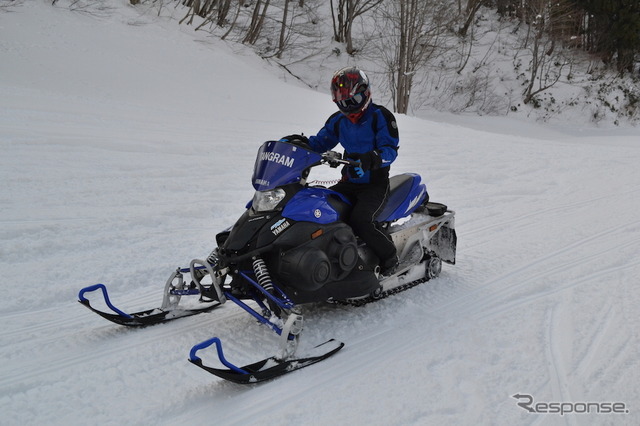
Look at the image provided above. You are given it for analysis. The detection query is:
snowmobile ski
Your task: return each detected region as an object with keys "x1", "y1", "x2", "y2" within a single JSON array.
[
  {"x1": 78, "y1": 284, "x2": 220, "y2": 327},
  {"x1": 188, "y1": 337, "x2": 344, "y2": 384},
  {"x1": 78, "y1": 283, "x2": 220, "y2": 326},
  {"x1": 77, "y1": 262, "x2": 222, "y2": 326}
]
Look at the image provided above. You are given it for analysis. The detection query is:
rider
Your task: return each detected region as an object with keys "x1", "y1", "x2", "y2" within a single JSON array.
[{"x1": 282, "y1": 66, "x2": 400, "y2": 275}]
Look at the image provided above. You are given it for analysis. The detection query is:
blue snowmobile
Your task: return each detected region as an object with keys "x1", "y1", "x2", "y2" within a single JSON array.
[{"x1": 79, "y1": 140, "x2": 456, "y2": 383}]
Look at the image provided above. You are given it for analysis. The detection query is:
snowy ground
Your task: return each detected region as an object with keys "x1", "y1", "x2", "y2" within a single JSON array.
[{"x1": 1, "y1": 2, "x2": 639, "y2": 425}]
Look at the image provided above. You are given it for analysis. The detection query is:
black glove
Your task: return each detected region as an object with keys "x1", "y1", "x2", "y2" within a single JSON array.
[
  {"x1": 347, "y1": 150, "x2": 382, "y2": 174},
  {"x1": 280, "y1": 134, "x2": 309, "y2": 147}
]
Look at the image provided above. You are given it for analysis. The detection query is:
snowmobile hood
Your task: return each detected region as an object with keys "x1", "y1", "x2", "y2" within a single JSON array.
[{"x1": 252, "y1": 141, "x2": 322, "y2": 191}]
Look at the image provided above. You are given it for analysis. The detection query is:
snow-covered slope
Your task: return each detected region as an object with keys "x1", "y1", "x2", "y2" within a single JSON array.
[{"x1": 1, "y1": 3, "x2": 639, "y2": 425}]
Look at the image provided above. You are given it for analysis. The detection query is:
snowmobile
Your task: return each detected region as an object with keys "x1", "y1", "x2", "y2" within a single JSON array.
[{"x1": 78, "y1": 140, "x2": 456, "y2": 383}]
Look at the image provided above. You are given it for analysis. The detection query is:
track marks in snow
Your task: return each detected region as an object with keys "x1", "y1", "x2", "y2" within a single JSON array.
[
  {"x1": 564, "y1": 302, "x2": 633, "y2": 398},
  {"x1": 432, "y1": 217, "x2": 640, "y2": 324},
  {"x1": 0, "y1": 303, "x2": 242, "y2": 394},
  {"x1": 462, "y1": 184, "x2": 640, "y2": 243},
  {"x1": 464, "y1": 237, "x2": 640, "y2": 323},
  {"x1": 571, "y1": 304, "x2": 617, "y2": 382},
  {"x1": 526, "y1": 299, "x2": 636, "y2": 417},
  {"x1": 543, "y1": 302, "x2": 576, "y2": 426}
]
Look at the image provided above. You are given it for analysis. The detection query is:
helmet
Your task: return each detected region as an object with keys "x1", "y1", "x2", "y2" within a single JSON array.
[{"x1": 330, "y1": 67, "x2": 372, "y2": 117}]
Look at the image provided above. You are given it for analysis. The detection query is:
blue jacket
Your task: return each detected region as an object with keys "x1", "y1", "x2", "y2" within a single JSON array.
[{"x1": 308, "y1": 104, "x2": 399, "y2": 184}]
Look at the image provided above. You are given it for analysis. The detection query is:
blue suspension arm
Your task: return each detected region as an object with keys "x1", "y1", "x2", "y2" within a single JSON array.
[
  {"x1": 224, "y1": 291, "x2": 288, "y2": 337},
  {"x1": 237, "y1": 270, "x2": 295, "y2": 310}
]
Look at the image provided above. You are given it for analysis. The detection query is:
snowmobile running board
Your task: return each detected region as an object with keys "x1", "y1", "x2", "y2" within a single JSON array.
[
  {"x1": 78, "y1": 283, "x2": 221, "y2": 326},
  {"x1": 188, "y1": 337, "x2": 344, "y2": 384}
]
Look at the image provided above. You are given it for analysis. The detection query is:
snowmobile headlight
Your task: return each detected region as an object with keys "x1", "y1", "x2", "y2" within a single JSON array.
[{"x1": 252, "y1": 188, "x2": 286, "y2": 212}]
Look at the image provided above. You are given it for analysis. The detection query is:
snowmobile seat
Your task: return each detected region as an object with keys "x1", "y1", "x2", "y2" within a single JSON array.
[{"x1": 375, "y1": 173, "x2": 427, "y2": 223}]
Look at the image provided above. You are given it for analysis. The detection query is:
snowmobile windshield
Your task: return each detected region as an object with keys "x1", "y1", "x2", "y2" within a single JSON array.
[{"x1": 252, "y1": 141, "x2": 322, "y2": 191}]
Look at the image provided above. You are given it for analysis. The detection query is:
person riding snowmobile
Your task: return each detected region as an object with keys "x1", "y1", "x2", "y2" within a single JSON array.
[{"x1": 282, "y1": 66, "x2": 400, "y2": 274}]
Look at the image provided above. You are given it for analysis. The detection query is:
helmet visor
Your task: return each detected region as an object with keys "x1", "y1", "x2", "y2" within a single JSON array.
[{"x1": 336, "y1": 92, "x2": 365, "y2": 113}]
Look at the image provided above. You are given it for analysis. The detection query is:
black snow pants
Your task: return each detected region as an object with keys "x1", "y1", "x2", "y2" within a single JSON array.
[{"x1": 330, "y1": 179, "x2": 397, "y2": 264}]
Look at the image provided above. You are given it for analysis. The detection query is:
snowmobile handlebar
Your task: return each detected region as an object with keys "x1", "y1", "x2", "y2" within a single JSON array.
[{"x1": 322, "y1": 151, "x2": 360, "y2": 168}]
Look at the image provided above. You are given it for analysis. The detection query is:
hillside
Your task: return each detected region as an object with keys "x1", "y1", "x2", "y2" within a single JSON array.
[{"x1": 160, "y1": 0, "x2": 640, "y2": 127}]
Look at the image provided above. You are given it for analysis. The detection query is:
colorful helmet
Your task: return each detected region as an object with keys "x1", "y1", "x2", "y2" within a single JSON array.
[{"x1": 330, "y1": 67, "x2": 372, "y2": 117}]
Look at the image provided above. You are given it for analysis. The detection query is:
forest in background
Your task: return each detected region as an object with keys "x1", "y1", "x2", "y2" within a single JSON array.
[{"x1": 29, "y1": 0, "x2": 640, "y2": 124}]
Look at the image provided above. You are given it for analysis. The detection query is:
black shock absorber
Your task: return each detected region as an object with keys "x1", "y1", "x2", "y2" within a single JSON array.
[{"x1": 252, "y1": 256, "x2": 280, "y2": 316}]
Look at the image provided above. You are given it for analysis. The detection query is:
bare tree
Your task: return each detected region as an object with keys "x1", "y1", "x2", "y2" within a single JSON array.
[
  {"x1": 220, "y1": 0, "x2": 242, "y2": 40},
  {"x1": 277, "y1": 0, "x2": 292, "y2": 58},
  {"x1": 179, "y1": 0, "x2": 234, "y2": 28},
  {"x1": 377, "y1": 0, "x2": 452, "y2": 113},
  {"x1": 519, "y1": 0, "x2": 575, "y2": 105},
  {"x1": 243, "y1": 0, "x2": 271, "y2": 45},
  {"x1": 273, "y1": 0, "x2": 313, "y2": 59},
  {"x1": 216, "y1": 0, "x2": 233, "y2": 26},
  {"x1": 330, "y1": 0, "x2": 383, "y2": 55},
  {"x1": 1, "y1": 0, "x2": 26, "y2": 10},
  {"x1": 457, "y1": 0, "x2": 483, "y2": 37}
]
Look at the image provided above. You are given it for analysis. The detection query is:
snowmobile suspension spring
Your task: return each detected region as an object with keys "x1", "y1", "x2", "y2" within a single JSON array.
[
  {"x1": 206, "y1": 249, "x2": 218, "y2": 266},
  {"x1": 252, "y1": 257, "x2": 274, "y2": 294}
]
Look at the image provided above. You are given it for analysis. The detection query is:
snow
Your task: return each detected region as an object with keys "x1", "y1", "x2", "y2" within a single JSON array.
[{"x1": 1, "y1": 2, "x2": 639, "y2": 425}]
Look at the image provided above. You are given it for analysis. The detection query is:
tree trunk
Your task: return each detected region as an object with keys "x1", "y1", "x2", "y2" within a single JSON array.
[
  {"x1": 218, "y1": 0, "x2": 232, "y2": 26},
  {"x1": 221, "y1": 0, "x2": 242, "y2": 40},
  {"x1": 277, "y1": 0, "x2": 290, "y2": 58},
  {"x1": 243, "y1": 0, "x2": 271, "y2": 45},
  {"x1": 458, "y1": 0, "x2": 482, "y2": 37}
]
